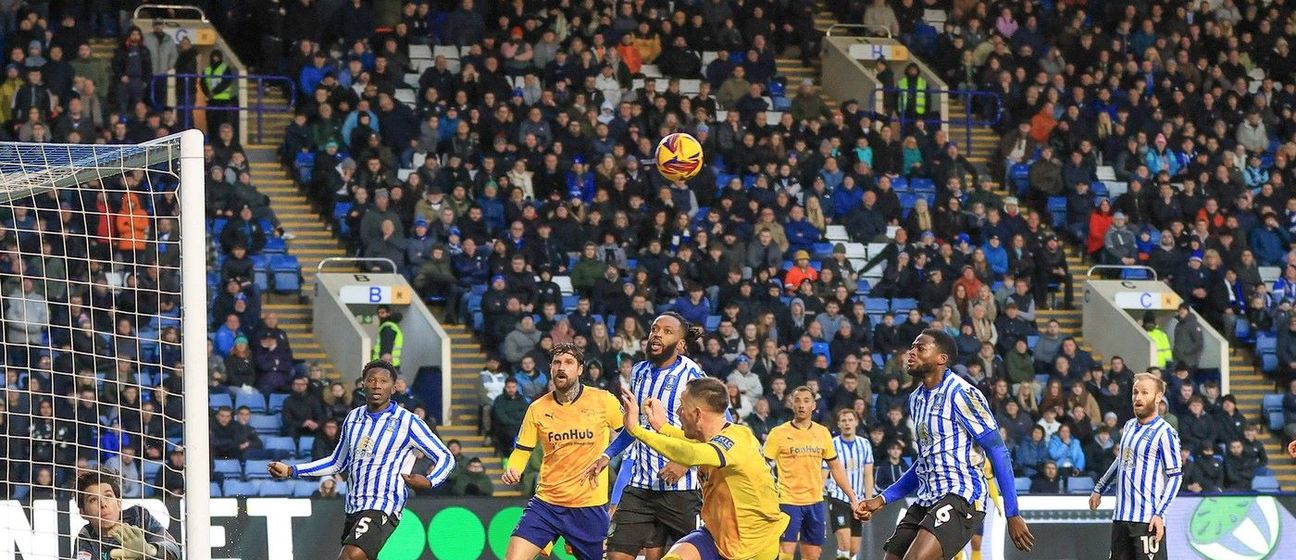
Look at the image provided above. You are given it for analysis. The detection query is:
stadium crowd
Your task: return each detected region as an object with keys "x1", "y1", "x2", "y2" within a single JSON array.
[{"x1": 0, "y1": 0, "x2": 1294, "y2": 502}]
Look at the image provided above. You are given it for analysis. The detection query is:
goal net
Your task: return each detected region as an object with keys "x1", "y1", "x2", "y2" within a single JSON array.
[{"x1": 0, "y1": 129, "x2": 209, "y2": 560}]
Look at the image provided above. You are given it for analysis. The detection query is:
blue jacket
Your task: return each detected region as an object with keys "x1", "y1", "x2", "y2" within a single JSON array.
[
  {"x1": 673, "y1": 296, "x2": 711, "y2": 326},
  {"x1": 452, "y1": 252, "x2": 489, "y2": 287},
  {"x1": 984, "y1": 243, "x2": 1009, "y2": 276},
  {"x1": 831, "y1": 184, "x2": 864, "y2": 220},
  {"x1": 784, "y1": 219, "x2": 821, "y2": 255},
  {"x1": 298, "y1": 63, "x2": 332, "y2": 100},
  {"x1": 1048, "y1": 435, "x2": 1086, "y2": 471},
  {"x1": 1250, "y1": 225, "x2": 1291, "y2": 266},
  {"x1": 1015, "y1": 439, "x2": 1049, "y2": 471}
]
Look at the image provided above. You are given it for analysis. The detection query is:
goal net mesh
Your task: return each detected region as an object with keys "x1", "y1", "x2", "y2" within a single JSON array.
[{"x1": 0, "y1": 132, "x2": 204, "y2": 559}]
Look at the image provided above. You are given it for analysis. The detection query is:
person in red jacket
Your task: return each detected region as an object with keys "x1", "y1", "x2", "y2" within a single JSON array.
[{"x1": 784, "y1": 250, "x2": 819, "y2": 294}]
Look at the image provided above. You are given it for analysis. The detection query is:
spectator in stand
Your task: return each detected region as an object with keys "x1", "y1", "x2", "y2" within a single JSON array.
[
  {"x1": 1283, "y1": 379, "x2": 1296, "y2": 442},
  {"x1": 1180, "y1": 396, "x2": 1219, "y2": 454},
  {"x1": 1047, "y1": 423, "x2": 1085, "y2": 476},
  {"x1": 1182, "y1": 446, "x2": 1222, "y2": 494},
  {"x1": 280, "y1": 376, "x2": 325, "y2": 439},
  {"x1": 1223, "y1": 439, "x2": 1258, "y2": 491},
  {"x1": 1029, "y1": 460, "x2": 1064, "y2": 494},
  {"x1": 253, "y1": 332, "x2": 294, "y2": 394},
  {"x1": 490, "y1": 377, "x2": 527, "y2": 455},
  {"x1": 210, "y1": 407, "x2": 252, "y2": 460}
]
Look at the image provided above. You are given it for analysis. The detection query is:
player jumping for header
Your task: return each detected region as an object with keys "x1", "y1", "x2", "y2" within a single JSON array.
[{"x1": 856, "y1": 329, "x2": 1034, "y2": 560}]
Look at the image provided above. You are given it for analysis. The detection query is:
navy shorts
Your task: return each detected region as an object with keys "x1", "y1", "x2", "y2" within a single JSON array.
[
  {"x1": 780, "y1": 503, "x2": 827, "y2": 545},
  {"x1": 677, "y1": 527, "x2": 780, "y2": 560},
  {"x1": 512, "y1": 498, "x2": 610, "y2": 560}
]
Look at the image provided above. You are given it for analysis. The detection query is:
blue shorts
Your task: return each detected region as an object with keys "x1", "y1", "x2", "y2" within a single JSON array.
[
  {"x1": 780, "y1": 503, "x2": 827, "y2": 545},
  {"x1": 678, "y1": 527, "x2": 780, "y2": 560},
  {"x1": 512, "y1": 498, "x2": 609, "y2": 560}
]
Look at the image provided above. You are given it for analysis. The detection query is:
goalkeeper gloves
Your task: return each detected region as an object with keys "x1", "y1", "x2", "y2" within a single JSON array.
[{"x1": 108, "y1": 524, "x2": 158, "y2": 559}]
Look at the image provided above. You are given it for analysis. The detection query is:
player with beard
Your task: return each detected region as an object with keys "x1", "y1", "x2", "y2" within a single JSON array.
[
  {"x1": 583, "y1": 312, "x2": 707, "y2": 560},
  {"x1": 1089, "y1": 373, "x2": 1182, "y2": 560},
  {"x1": 856, "y1": 329, "x2": 1034, "y2": 560},
  {"x1": 500, "y1": 343, "x2": 625, "y2": 560}
]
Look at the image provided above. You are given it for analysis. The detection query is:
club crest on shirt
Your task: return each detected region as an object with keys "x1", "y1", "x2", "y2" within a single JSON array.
[{"x1": 931, "y1": 393, "x2": 946, "y2": 410}]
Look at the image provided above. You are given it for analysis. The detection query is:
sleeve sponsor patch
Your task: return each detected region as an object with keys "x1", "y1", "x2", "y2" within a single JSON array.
[{"x1": 710, "y1": 435, "x2": 735, "y2": 450}]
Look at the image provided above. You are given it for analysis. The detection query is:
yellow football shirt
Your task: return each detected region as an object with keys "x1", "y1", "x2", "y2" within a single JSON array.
[
  {"x1": 509, "y1": 385, "x2": 623, "y2": 508},
  {"x1": 628, "y1": 422, "x2": 789, "y2": 560},
  {"x1": 763, "y1": 421, "x2": 837, "y2": 506}
]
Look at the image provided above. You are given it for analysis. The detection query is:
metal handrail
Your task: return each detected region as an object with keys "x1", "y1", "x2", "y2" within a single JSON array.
[
  {"x1": 315, "y1": 257, "x2": 399, "y2": 276},
  {"x1": 133, "y1": 3, "x2": 208, "y2": 21},
  {"x1": 825, "y1": 23, "x2": 893, "y2": 39},
  {"x1": 1085, "y1": 265, "x2": 1159, "y2": 281},
  {"x1": 873, "y1": 88, "x2": 1004, "y2": 148},
  {"x1": 150, "y1": 74, "x2": 295, "y2": 143}
]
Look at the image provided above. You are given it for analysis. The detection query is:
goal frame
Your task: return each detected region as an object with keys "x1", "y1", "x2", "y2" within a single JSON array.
[{"x1": 176, "y1": 128, "x2": 211, "y2": 558}]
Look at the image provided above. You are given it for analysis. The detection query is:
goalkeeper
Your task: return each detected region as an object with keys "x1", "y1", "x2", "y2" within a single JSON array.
[{"x1": 75, "y1": 467, "x2": 180, "y2": 559}]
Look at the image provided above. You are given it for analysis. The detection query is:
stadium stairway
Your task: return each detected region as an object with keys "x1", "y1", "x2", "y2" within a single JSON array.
[{"x1": 243, "y1": 90, "x2": 345, "y2": 377}]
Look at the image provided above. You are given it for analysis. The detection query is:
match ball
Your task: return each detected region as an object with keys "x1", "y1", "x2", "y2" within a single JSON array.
[{"x1": 655, "y1": 132, "x2": 704, "y2": 182}]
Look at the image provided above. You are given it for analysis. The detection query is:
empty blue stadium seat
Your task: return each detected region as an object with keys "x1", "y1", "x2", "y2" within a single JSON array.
[
  {"x1": 891, "y1": 298, "x2": 918, "y2": 313},
  {"x1": 293, "y1": 480, "x2": 318, "y2": 497},
  {"x1": 705, "y1": 315, "x2": 721, "y2": 331},
  {"x1": 270, "y1": 255, "x2": 302, "y2": 293},
  {"x1": 1090, "y1": 182, "x2": 1109, "y2": 198},
  {"x1": 263, "y1": 436, "x2": 296, "y2": 459},
  {"x1": 251, "y1": 254, "x2": 270, "y2": 293},
  {"x1": 909, "y1": 178, "x2": 935, "y2": 192},
  {"x1": 855, "y1": 279, "x2": 871, "y2": 296},
  {"x1": 213, "y1": 459, "x2": 242, "y2": 479},
  {"x1": 210, "y1": 482, "x2": 223, "y2": 497},
  {"x1": 268, "y1": 393, "x2": 290, "y2": 413},
  {"x1": 1011, "y1": 164, "x2": 1031, "y2": 194},
  {"x1": 1068, "y1": 476, "x2": 1095, "y2": 494},
  {"x1": 561, "y1": 295, "x2": 580, "y2": 311},
  {"x1": 248, "y1": 414, "x2": 282, "y2": 435},
  {"x1": 891, "y1": 177, "x2": 908, "y2": 191},
  {"x1": 234, "y1": 391, "x2": 266, "y2": 413},
  {"x1": 223, "y1": 480, "x2": 258, "y2": 496},
  {"x1": 1235, "y1": 320, "x2": 1253, "y2": 342},
  {"x1": 811, "y1": 342, "x2": 831, "y2": 364},
  {"x1": 1262, "y1": 353, "x2": 1279, "y2": 374},
  {"x1": 262, "y1": 237, "x2": 287, "y2": 255},
  {"x1": 866, "y1": 298, "x2": 889, "y2": 313},
  {"x1": 1252, "y1": 476, "x2": 1281, "y2": 492},
  {"x1": 244, "y1": 460, "x2": 274, "y2": 479},
  {"x1": 1047, "y1": 197, "x2": 1068, "y2": 211},
  {"x1": 1014, "y1": 477, "x2": 1031, "y2": 494},
  {"x1": 812, "y1": 242, "x2": 835, "y2": 258},
  {"x1": 259, "y1": 481, "x2": 294, "y2": 496},
  {"x1": 1270, "y1": 411, "x2": 1285, "y2": 432},
  {"x1": 142, "y1": 462, "x2": 161, "y2": 482},
  {"x1": 1256, "y1": 334, "x2": 1278, "y2": 354},
  {"x1": 1263, "y1": 394, "x2": 1284, "y2": 414},
  {"x1": 209, "y1": 393, "x2": 233, "y2": 410},
  {"x1": 298, "y1": 436, "x2": 316, "y2": 459}
]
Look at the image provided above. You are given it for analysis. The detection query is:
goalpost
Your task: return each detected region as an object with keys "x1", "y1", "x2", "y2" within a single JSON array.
[{"x1": 0, "y1": 129, "x2": 208, "y2": 559}]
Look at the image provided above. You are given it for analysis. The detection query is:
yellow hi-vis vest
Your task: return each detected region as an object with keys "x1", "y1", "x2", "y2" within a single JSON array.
[
  {"x1": 1148, "y1": 328, "x2": 1171, "y2": 368},
  {"x1": 898, "y1": 75, "x2": 927, "y2": 115},
  {"x1": 373, "y1": 321, "x2": 404, "y2": 367},
  {"x1": 204, "y1": 63, "x2": 233, "y2": 101}
]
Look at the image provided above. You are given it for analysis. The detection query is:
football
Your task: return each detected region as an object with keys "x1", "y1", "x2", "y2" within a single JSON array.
[{"x1": 655, "y1": 132, "x2": 704, "y2": 182}]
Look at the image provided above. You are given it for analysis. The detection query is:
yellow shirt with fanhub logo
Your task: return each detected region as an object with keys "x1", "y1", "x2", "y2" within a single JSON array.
[
  {"x1": 763, "y1": 421, "x2": 838, "y2": 506},
  {"x1": 507, "y1": 385, "x2": 622, "y2": 507}
]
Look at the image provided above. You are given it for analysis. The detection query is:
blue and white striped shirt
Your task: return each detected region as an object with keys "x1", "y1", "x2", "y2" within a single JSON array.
[
  {"x1": 825, "y1": 435, "x2": 872, "y2": 503},
  {"x1": 909, "y1": 370, "x2": 999, "y2": 509},
  {"x1": 627, "y1": 355, "x2": 707, "y2": 491},
  {"x1": 294, "y1": 402, "x2": 454, "y2": 517},
  {"x1": 1095, "y1": 417, "x2": 1182, "y2": 523}
]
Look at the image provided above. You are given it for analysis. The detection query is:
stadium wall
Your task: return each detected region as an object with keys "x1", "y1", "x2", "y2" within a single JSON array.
[{"x1": 3, "y1": 495, "x2": 1294, "y2": 559}]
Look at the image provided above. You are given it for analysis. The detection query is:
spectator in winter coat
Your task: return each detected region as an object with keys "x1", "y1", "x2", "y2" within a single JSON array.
[
  {"x1": 1223, "y1": 439, "x2": 1258, "y2": 491},
  {"x1": 1015, "y1": 425, "x2": 1050, "y2": 476},
  {"x1": 1172, "y1": 305, "x2": 1205, "y2": 370},
  {"x1": 253, "y1": 333, "x2": 294, "y2": 394},
  {"x1": 1250, "y1": 212, "x2": 1292, "y2": 266},
  {"x1": 1047, "y1": 424, "x2": 1085, "y2": 475},
  {"x1": 1182, "y1": 446, "x2": 1223, "y2": 493},
  {"x1": 1103, "y1": 211, "x2": 1138, "y2": 265},
  {"x1": 281, "y1": 377, "x2": 325, "y2": 439}
]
